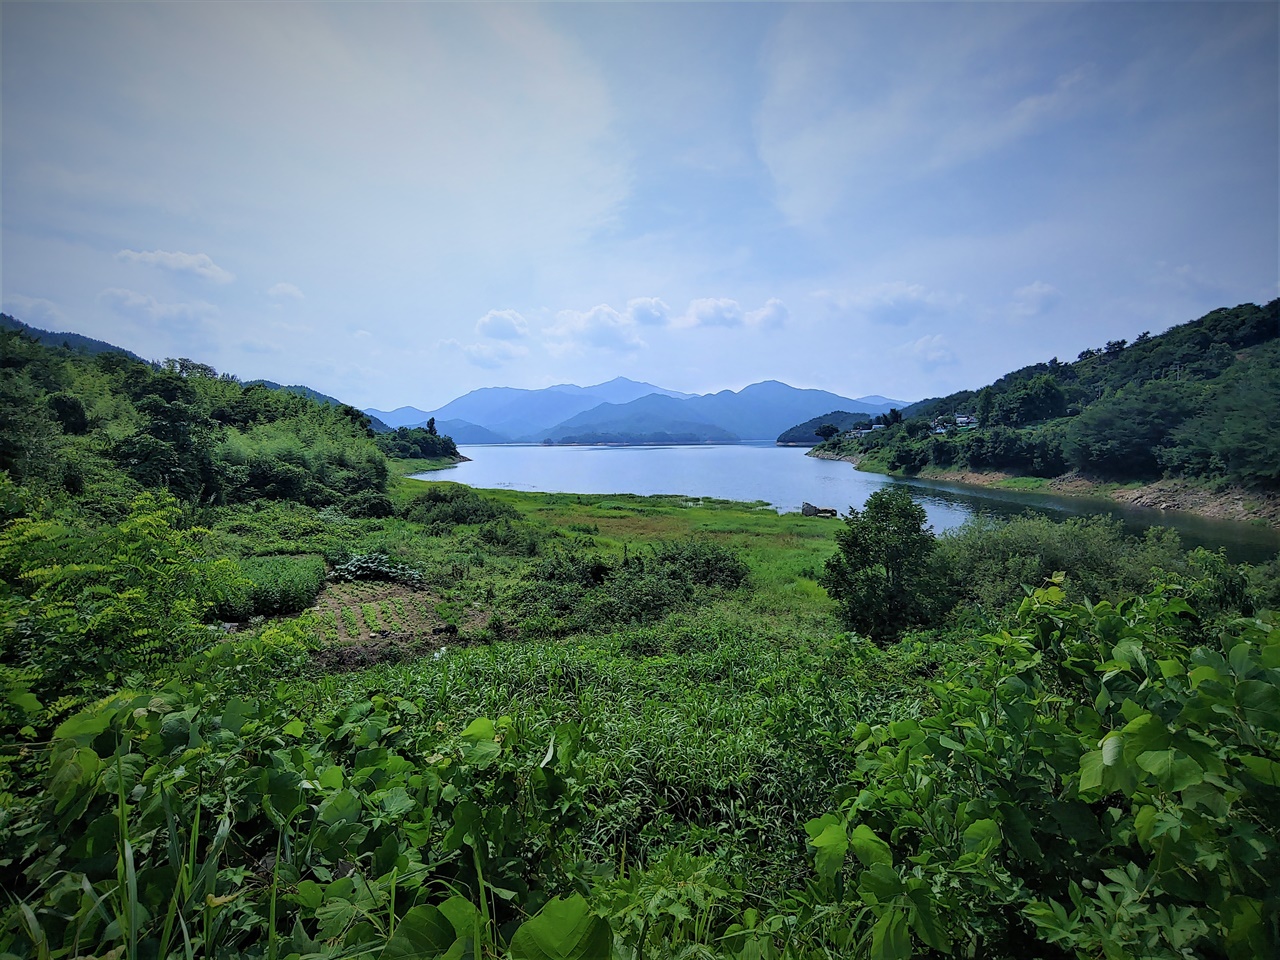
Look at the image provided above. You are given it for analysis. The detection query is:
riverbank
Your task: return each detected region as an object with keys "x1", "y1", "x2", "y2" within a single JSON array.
[
  {"x1": 388, "y1": 454, "x2": 470, "y2": 477},
  {"x1": 807, "y1": 448, "x2": 1280, "y2": 529}
]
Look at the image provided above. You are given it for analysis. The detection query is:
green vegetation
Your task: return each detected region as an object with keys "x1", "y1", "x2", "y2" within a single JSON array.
[
  {"x1": 2, "y1": 327, "x2": 1279, "y2": 959},
  {"x1": 777, "y1": 411, "x2": 873, "y2": 445},
  {"x1": 814, "y1": 300, "x2": 1280, "y2": 491}
]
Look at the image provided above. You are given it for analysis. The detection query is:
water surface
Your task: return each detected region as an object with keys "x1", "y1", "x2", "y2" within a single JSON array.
[{"x1": 415, "y1": 443, "x2": 1280, "y2": 563}]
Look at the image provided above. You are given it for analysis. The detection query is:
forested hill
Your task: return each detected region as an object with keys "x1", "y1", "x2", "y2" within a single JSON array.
[
  {"x1": 0, "y1": 323, "x2": 456, "y2": 519},
  {"x1": 812, "y1": 300, "x2": 1280, "y2": 489},
  {"x1": 1, "y1": 312, "x2": 148, "y2": 362}
]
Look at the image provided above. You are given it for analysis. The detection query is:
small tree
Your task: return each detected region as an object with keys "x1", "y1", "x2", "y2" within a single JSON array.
[
  {"x1": 815, "y1": 423, "x2": 839, "y2": 441},
  {"x1": 821, "y1": 486, "x2": 938, "y2": 643}
]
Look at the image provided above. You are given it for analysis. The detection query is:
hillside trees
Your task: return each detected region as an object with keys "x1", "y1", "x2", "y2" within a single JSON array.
[{"x1": 0, "y1": 327, "x2": 398, "y2": 511}]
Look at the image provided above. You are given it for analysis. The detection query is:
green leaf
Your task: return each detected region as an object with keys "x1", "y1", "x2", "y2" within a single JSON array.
[
  {"x1": 1239, "y1": 755, "x2": 1280, "y2": 787},
  {"x1": 220, "y1": 697, "x2": 251, "y2": 735},
  {"x1": 870, "y1": 906, "x2": 911, "y2": 960},
  {"x1": 380, "y1": 904, "x2": 460, "y2": 960},
  {"x1": 1235, "y1": 680, "x2": 1280, "y2": 731},
  {"x1": 283, "y1": 718, "x2": 305, "y2": 737},
  {"x1": 804, "y1": 815, "x2": 848, "y2": 879},
  {"x1": 1136, "y1": 750, "x2": 1203, "y2": 792},
  {"x1": 1079, "y1": 750, "x2": 1104, "y2": 793},
  {"x1": 509, "y1": 894, "x2": 612, "y2": 960},
  {"x1": 849, "y1": 824, "x2": 893, "y2": 868},
  {"x1": 962, "y1": 818, "x2": 1000, "y2": 856},
  {"x1": 906, "y1": 887, "x2": 950, "y2": 953},
  {"x1": 459, "y1": 717, "x2": 496, "y2": 743},
  {"x1": 437, "y1": 896, "x2": 479, "y2": 937},
  {"x1": 857, "y1": 863, "x2": 905, "y2": 905}
]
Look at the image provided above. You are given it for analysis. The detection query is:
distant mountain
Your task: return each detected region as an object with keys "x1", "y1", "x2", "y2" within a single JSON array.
[
  {"x1": 364, "y1": 405, "x2": 434, "y2": 429},
  {"x1": 547, "y1": 377, "x2": 695, "y2": 405},
  {"x1": 542, "y1": 394, "x2": 730, "y2": 443},
  {"x1": 777, "y1": 410, "x2": 874, "y2": 445},
  {"x1": 365, "y1": 377, "x2": 693, "y2": 440},
  {"x1": 1, "y1": 313, "x2": 147, "y2": 362},
  {"x1": 676, "y1": 381, "x2": 897, "y2": 440},
  {"x1": 538, "y1": 381, "x2": 900, "y2": 444},
  {"x1": 436, "y1": 419, "x2": 510, "y2": 444},
  {"x1": 369, "y1": 378, "x2": 904, "y2": 446}
]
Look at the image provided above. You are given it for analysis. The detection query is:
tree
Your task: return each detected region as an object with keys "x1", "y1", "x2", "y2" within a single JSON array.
[
  {"x1": 820, "y1": 486, "x2": 938, "y2": 643},
  {"x1": 427, "y1": 417, "x2": 437, "y2": 436},
  {"x1": 815, "y1": 423, "x2": 839, "y2": 441}
]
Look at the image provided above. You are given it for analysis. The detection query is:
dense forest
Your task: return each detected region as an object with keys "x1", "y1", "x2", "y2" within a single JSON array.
[
  {"x1": 0, "y1": 320, "x2": 1278, "y2": 959},
  {"x1": 813, "y1": 300, "x2": 1280, "y2": 490}
]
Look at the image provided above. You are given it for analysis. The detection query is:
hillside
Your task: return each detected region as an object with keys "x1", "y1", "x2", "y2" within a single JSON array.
[
  {"x1": 250, "y1": 380, "x2": 392, "y2": 432},
  {"x1": 1, "y1": 312, "x2": 148, "y2": 362},
  {"x1": 812, "y1": 300, "x2": 1280, "y2": 492},
  {"x1": 777, "y1": 410, "x2": 873, "y2": 445}
]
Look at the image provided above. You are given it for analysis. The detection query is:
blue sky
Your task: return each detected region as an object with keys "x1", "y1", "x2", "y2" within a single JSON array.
[{"x1": 3, "y1": 2, "x2": 1276, "y2": 410}]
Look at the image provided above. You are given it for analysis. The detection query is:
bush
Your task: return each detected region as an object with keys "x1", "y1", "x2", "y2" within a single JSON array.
[
  {"x1": 331, "y1": 551, "x2": 425, "y2": 589},
  {"x1": 401, "y1": 484, "x2": 517, "y2": 530}
]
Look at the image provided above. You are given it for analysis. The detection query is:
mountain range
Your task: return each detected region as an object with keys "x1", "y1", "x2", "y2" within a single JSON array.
[{"x1": 366, "y1": 377, "x2": 906, "y2": 444}]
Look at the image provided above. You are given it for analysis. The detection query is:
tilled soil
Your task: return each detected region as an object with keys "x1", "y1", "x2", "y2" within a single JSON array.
[{"x1": 308, "y1": 580, "x2": 492, "y2": 673}]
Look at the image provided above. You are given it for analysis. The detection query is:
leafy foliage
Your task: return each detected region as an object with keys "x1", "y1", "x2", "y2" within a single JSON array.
[
  {"x1": 821, "y1": 487, "x2": 941, "y2": 643},
  {"x1": 814, "y1": 300, "x2": 1280, "y2": 489}
]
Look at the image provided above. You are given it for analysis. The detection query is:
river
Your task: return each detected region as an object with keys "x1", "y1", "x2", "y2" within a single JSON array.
[{"x1": 413, "y1": 443, "x2": 1280, "y2": 564}]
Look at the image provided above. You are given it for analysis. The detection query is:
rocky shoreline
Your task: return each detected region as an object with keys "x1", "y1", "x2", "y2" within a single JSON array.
[{"x1": 806, "y1": 450, "x2": 1280, "y2": 530}]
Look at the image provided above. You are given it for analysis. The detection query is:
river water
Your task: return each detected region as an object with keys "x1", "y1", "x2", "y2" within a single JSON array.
[{"x1": 413, "y1": 443, "x2": 1280, "y2": 564}]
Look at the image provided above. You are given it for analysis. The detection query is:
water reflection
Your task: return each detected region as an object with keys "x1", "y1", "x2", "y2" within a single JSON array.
[{"x1": 414, "y1": 443, "x2": 1280, "y2": 565}]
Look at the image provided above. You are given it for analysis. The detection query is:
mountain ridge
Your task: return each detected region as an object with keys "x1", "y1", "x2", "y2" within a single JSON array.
[{"x1": 368, "y1": 378, "x2": 909, "y2": 445}]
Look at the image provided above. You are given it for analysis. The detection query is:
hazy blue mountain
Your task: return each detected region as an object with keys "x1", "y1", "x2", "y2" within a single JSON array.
[
  {"x1": 854, "y1": 394, "x2": 908, "y2": 407},
  {"x1": 365, "y1": 405, "x2": 434, "y2": 429},
  {"x1": 369, "y1": 378, "x2": 905, "y2": 445},
  {"x1": 1, "y1": 313, "x2": 147, "y2": 362},
  {"x1": 435, "y1": 419, "x2": 510, "y2": 444},
  {"x1": 367, "y1": 377, "x2": 693, "y2": 439},
  {"x1": 536, "y1": 382, "x2": 895, "y2": 443},
  {"x1": 550, "y1": 376, "x2": 695, "y2": 404},
  {"x1": 539, "y1": 394, "x2": 730, "y2": 443}
]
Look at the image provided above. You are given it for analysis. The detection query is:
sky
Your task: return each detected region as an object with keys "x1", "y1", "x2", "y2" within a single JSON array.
[{"x1": 3, "y1": 2, "x2": 1277, "y2": 411}]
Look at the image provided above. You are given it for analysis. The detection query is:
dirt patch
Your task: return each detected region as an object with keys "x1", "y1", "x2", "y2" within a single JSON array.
[{"x1": 308, "y1": 580, "x2": 492, "y2": 672}]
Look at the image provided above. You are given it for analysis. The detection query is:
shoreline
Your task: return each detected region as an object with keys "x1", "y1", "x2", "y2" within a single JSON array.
[{"x1": 807, "y1": 450, "x2": 1280, "y2": 530}]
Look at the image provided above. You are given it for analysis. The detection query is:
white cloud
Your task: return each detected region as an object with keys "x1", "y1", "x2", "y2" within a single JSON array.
[
  {"x1": 2, "y1": 294, "x2": 66, "y2": 328},
  {"x1": 476, "y1": 309, "x2": 529, "y2": 340},
  {"x1": 116, "y1": 249, "x2": 235, "y2": 284},
  {"x1": 1011, "y1": 280, "x2": 1062, "y2": 319},
  {"x1": 681, "y1": 298, "x2": 745, "y2": 328},
  {"x1": 901, "y1": 333, "x2": 958, "y2": 371},
  {"x1": 547, "y1": 304, "x2": 646, "y2": 353},
  {"x1": 99, "y1": 288, "x2": 219, "y2": 323},
  {"x1": 746, "y1": 298, "x2": 789, "y2": 328},
  {"x1": 625, "y1": 297, "x2": 670, "y2": 326},
  {"x1": 440, "y1": 337, "x2": 529, "y2": 369},
  {"x1": 267, "y1": 282, "x2": 304, "y2": 300}
]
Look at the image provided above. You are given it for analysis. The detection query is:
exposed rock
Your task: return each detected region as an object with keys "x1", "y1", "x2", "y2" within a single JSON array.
[{"x1": 801, "y1": 502, "x2": 839, "y2": 518}]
